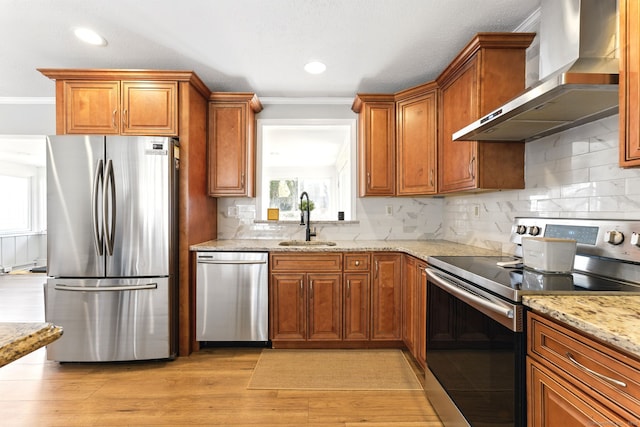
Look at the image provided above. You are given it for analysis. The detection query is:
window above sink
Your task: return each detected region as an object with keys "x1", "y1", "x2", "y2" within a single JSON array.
[{"x1": 256, "y1": 118, "x2": 357, "y2": 221}]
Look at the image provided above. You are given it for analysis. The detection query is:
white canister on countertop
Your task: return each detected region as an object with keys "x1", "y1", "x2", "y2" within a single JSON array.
[{"x1": 521, "y1": 237, "x2": 577, "y2": 273}]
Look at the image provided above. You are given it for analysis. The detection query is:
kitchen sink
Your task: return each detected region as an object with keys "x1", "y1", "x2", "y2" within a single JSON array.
[{"x1": 278, "y1": 240, "x2": 337, "y2": 246}]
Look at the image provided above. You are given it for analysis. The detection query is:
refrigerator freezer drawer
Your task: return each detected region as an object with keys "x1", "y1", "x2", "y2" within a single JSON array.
[{"x1": 45, "y1": 277, "x2": 174, "y2": 362}]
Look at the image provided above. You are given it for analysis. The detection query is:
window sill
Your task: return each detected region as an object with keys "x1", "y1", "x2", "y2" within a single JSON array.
[{"x1": 254, "y1": 220, "x2": 359, "y2": 225}]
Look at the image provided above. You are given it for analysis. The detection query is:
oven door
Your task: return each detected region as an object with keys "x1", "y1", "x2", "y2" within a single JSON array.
[{"x1": 425, "y1": 267, "x2": 525, "y2": 427}]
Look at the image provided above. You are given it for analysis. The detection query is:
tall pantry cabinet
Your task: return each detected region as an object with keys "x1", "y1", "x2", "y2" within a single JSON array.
[{"x1": 38, "y1": 69, "x2": 217, "y2": 357}]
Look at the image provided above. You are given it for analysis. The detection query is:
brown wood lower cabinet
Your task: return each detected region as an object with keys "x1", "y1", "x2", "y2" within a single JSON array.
[
  {"x1": 270, "y1": 252, "x2": 409, "y2": 349},
  {"x1": 371, "y1": 253, "x2": 402, "y2": 341},
  {"x1": 527, "y1": 312, "x2": 640, "y2": 426}
]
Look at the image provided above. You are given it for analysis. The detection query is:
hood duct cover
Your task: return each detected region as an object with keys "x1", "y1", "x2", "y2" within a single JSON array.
[{"x1": 453, "y1": 0, "x2": 619, "y2": 142}]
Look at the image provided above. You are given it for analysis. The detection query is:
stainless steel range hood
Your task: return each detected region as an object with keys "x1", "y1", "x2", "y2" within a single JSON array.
[{"x1": 453, "y1": 0, "x2": 619, "y2": 142}]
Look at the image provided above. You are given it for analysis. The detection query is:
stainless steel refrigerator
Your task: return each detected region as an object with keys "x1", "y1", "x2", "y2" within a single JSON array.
[{"x1": 45, "y1": 135, "x2": 178, "y2": 362}]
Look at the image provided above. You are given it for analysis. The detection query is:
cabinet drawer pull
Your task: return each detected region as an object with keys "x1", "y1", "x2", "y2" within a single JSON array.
[
  {"x1": 123, "y1": 109, "x2": 128, "y2": 126},
  {"x1": 112, "y1": 109, "x2": 117, "y2": 129},
  {"x1": 300, "y1": 280, "x2": 303, "y2": 295},
  {"x1": 429, "y1": 168, "x2": 434, "y2": 187},
  {"x1": 367, "y1": 172, "x2": 371, "y2": 186},
  {"x1": 347, "y1": 280, "x2": 351, "y2": 297},
  {"x1": 355, "y1": 260, "x2": 360, "y2": 266},
  {"x1": 566, "y1": 352, "x2": 627, "y2": 388},
  {"x1": 310, "y1": 280, "x2": 313, "y2": 298}
]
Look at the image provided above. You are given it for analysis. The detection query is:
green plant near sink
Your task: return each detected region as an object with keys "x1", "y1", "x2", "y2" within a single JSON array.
[{"x1": 299, "y1": 199, "x2": 315, "y2": 211}]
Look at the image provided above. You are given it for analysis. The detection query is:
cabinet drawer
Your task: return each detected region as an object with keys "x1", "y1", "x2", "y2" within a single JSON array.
[
  {"x1": 528, "y1": 313, "x2": 640, "y2": 417},
  {"x1": 270, "y1": 253, "x2": 342, "y2": 272},
  {"x1": 343, "y1": 253, "x2": 370, "y2": 272}
]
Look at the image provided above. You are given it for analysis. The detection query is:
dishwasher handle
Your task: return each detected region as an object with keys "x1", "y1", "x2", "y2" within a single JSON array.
[{"x1": 197, "y1": 259, "x2": 267, "y2": 265}]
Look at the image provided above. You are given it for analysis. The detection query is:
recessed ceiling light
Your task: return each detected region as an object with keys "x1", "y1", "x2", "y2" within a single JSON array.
[
  {"x1": 304, "y1": 61, "x2": 326, "y2": 74},
  {"x1": 74, "y1": 27, "x2": 108, "y2": 46}
]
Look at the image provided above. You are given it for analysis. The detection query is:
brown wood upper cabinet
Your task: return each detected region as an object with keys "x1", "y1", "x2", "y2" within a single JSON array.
[
  {"x1": 396, "y1": 82, "x2": 438, "y2": 195},
  {"x1": 352, "y1": 94, "x2": 396, "y2": 196},
  {"x1": 208, "y1": 92, "x2": 263, "y2": 197},
  {"x1": 38, "y1": 70, "x2": 180, "y2": 135},
  {"x1": 352, "y1": 82, "x2": 437, "y2": 197},
  {"x1": 620, "y1": 0, "x2": 640, "y2": 166},
  {"x1": 436, "y1": 33, "x2": 534, "y2": 193}
]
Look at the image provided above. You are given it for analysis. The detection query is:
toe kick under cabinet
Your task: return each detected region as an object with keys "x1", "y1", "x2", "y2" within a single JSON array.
[{"x1": 269, "y1": 252, "x2": 403, "y2": 349}]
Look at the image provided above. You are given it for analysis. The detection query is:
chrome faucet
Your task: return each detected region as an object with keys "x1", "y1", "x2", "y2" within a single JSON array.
[{"x1": 300, "y1": 191, "x2": 316, "y2": 241}]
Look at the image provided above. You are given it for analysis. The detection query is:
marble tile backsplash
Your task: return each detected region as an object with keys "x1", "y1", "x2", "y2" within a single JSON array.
[
  {"x1": 443, "y1": 115, "x2": 640, "y2": 254},
  {"x1": 216, "y1": 196, "x2": 444, "y2": 241}
]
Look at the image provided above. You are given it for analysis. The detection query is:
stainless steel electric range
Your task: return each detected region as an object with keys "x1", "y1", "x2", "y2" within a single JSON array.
[{"x1": 425, "y1": 218, "x2": 640, "y2": 427}]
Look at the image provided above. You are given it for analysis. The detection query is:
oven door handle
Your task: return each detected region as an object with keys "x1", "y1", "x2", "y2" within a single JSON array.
[{"x1": 426, "y1": 267, "x2": 516, "y2": 322}]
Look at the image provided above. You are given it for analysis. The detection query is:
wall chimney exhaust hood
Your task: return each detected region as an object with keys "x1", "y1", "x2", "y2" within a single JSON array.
[{"x1": 453, "y1": 0, "x2": 619, "y2": 143}]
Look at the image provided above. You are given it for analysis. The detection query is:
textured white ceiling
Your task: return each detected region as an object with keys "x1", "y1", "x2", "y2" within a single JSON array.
[{"x1": 0, "y1": 0, "x2": 540, "y2": 99}]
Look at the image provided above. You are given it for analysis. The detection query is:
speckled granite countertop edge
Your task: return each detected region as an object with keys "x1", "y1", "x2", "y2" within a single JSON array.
[
  {"x1": 0, "y1": 322, "x2": 63, "y2": 367},
  {"x1": 190, "y1": 239, "x2": 503, "y2": 262},
  {"x1": 523, "y1": 295, "x2": 640, "y2": 360}
]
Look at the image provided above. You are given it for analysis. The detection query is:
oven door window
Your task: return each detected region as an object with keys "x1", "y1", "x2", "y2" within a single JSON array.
[{"x1": 427, "y1": 282, "x2": 525, "y2": 426}]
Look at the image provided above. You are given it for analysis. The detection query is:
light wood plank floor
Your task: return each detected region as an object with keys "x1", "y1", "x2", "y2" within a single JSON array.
[{"x1": 0, "y1": 273, "x2": 443, "y2": 426}]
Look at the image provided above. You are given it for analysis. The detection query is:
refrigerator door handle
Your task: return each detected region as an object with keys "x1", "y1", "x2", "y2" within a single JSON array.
[
  {"x1": 92, "y1": 159, "x2": 104, "y2": 256},
  {"x1": 103, "y1": 158, "x2": 116, "y2": 256},
  {"x1": 54, "y1": 283, "x2": 158, "y2": 292}
]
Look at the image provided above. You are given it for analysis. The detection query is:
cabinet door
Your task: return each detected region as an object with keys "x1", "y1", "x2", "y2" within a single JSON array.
[
  {"x1": 308, "y1": 273, "x2": 342, "y2": 341},
  {"x1": 121, "y1": 81, "x2": 178, "y2": 135},
  {"x1": 358, "y1": 101, "x2": 395, "y2": 196},
  {"x1": 371, "y1": 253, "x2": 402, "y2": 340},
  {"x1": 439, "y1": 59, "x2": 478, "y2": 193},
  {"x1": 620, "y1": 0, "x2": 640, "y2": 166},
  {"x1": 63, "y1": 81, "x2": 120, "y2": 134},
  {"x1": 397, "y1": 91, "x2": 437, "y2": 195},
  {"x1": 402, "y1": 255, "x2": 418, "y2": 353},
  {"x1": 270, "y1": 273, "x2": 305, "y2": 340},
  {"x1": 344, "y1": 273, "x2": 369, "y2": 340},
  {"x1": 527, "y1": 358, "x2": 633, "y2": 427},
  {"x1": 208, "y1": 102, "x2": 250, "y2": 196}
]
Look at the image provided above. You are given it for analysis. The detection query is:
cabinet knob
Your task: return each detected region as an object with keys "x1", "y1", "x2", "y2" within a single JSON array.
[{"x1": 355, "y1": 260, "x2": 360, "y2": 266}]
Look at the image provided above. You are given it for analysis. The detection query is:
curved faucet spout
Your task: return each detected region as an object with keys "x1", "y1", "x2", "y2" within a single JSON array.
[{"x1": 299, "y1": 191, "x2": 316, "y2": 241}]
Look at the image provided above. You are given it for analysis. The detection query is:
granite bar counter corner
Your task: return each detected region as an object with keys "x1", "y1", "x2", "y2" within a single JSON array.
[
  {"x1": 0, "y1": 322, "x2": 63, "y2": 367},
  {"x1": 523, "y1": 295, "x2": 640, "y2": 360}
]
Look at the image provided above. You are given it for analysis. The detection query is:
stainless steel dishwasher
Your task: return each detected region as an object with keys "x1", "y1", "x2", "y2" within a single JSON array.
[{"x1": 196, "y1": 252, "x2": 269, "y2": 343}]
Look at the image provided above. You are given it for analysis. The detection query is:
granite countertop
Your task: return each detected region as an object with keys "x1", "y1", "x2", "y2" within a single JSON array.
[
  {"x1": 190, "y1": 239, "x2": 501, "y2": 262},
  {"x1": 0, "y1": 322, "x2": 63, "y2": 367},
  {"x1": 523, "y1": 295, "x2": 640, "y2": 360}
]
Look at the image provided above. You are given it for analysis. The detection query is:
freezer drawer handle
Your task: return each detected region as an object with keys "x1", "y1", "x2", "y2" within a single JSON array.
[
  {"x1": 196, "y1": 260, "x2": 267, "y2": 265},
  {"x1": 54, "y1": 283, "x2": 158, "y2": 292}
]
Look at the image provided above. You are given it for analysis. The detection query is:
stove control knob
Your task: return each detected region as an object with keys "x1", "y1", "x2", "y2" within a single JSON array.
[
  {"x1": 604, "y1": 230, "x2": 625, "y2": 245},
  {"x1": 516, "y1": 225, "x2": 527, "y2": 235},
  {"x1": 528, "y1": 226, "x2": 541, "y2": 236},
  {"x1": 631, "y1": 232, "x2": 640, "y2": 247}
]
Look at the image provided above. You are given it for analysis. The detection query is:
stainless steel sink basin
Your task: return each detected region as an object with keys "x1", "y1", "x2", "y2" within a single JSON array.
[{"x1": 278, "y1": 240, "x2": 337, "y2": 246}]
